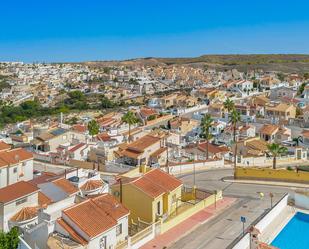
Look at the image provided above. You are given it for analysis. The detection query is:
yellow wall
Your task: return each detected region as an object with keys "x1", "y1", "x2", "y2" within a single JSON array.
[
  {"x1": 235, "y1": 167, "x2": 309, "y2": 183},
  {"x1": 160, "y1": 191, "x2": 222, "y2": 233},
  {"x1": 111, "y1": 183, "x2": 157, "y2": 223}
]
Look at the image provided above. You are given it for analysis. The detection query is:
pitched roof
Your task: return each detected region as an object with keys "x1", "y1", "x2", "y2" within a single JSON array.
[
  {"x1": 68, "y1": 143, "x2": 86, "y2": 153},
  {"x1": 302, "y1": 130, "x2": 309, "y2": 139},
  {"x1": 52, "y1": 178, "x2": 79, "y2": 195},
  {"x1": 10, "y1": 207, "x2": 38, "y2": 222},
  {"x1": 266, "y1": 103, "x2": 294, "y2": 112},
  {"x1": 129, "y1": 169, "x2": 183, "y2": 198},
  {"x1": 259, "y1": 124, "x2": 279, "y2": 135},
  {"x1": 198, "y1": 142, "x2": 230, "y2": 154},
  {"x1": 72, "y1": 124, "x2": 87, "y2": 133},
  {"x1": 0, "y1": 148, "x2": 33, "y2": 168},
  {"x1": 0, "y1": 141, "x2": 11, "y2": 152},
  {"x1": 80, "y1": 180, "x2": 103, "y2": 192},
  {"x1": 91, "y1": 194, "x2": 129, "y2": 220},
  {"x1": 38, "y1": 191, "x2": 53, "y2": 207},
  {"x1": 140, "y1": 108, "x2": 157, "y2": 117},
  {"x1": 57, "y1": 218, "x2": 88, "y2": 245},
  {"x1": 0, "y1": 181, "x2": 39, "y2": 203},
  {"x1": 62, "y1": 196, "x2": 122, "y2": 238},
  {"x1": 127, "y1": 135, "x2": 161, "y2": 152}
]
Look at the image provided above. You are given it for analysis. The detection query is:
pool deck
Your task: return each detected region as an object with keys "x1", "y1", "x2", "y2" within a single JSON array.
[
  {"x1": 260, "y1": 206, "x2": 295, "y2": 244},
  {"x1": 261, "y1": 206, "x2": 309, "y2": 245}
]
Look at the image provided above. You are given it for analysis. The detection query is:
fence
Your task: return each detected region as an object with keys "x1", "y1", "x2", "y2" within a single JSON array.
[{"x1": 117, "y1": 221, "x2": 161, "y2": 249}]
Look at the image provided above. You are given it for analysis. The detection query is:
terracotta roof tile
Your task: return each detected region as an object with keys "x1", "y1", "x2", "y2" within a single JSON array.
[
  {"x1": 10, "y1": 207, "x2": 38, "y2": 222},
  {"x1": 0, "y1": 148, "x2": 33, "y2": 168},
  {"x1": 52, "y1": 178, "x2": 78, "y2": 195},
  {"x1": 0, "y1": 181, "x2": 39, "y2": 203},
  {"x1": 198, "y1": 142, "x2": 230, "y2": 154},
  {"x1": 68, "y1": 143, "x2": 86, "y2": 152},
  {"x1": 131, "y1": 169, "x2": 182, "y2": 198},
  {"x1": 72, "y1": 124, "x2": 87, "y2": 133},
  {"x1": 127, "y1": 135, "x2": 161, "y2": 152},
  {"x1": 57, "y1": 218, "x2": 88, "y2": 245},
  {"x1": 91, "y1": 194, "x2": 129, "y2": 220},
  {"x1": 63, "y1": 198, "x2": 118, "y2": 238},
  {"x1": 38, "y1": 191, "x2": 53, "y2": 207},
  {"x1": 259, "y1": 124, "x2": 279, "y2": 136},
  {"x1": 0, "y1": 141, "x2": 11, "y2": 152},
  {"x1": 80, "y1": 180, "x2": 103, "y2": 191}
]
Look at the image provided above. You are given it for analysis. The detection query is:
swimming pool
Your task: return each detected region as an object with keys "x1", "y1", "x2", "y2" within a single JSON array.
[{"x1": 271, "y1": 212, "x2": 309, "y2": 249}]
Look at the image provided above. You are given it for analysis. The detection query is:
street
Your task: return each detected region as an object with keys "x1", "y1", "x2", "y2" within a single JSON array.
[{"x1": 169, "y1": 169, "x2": 293, "y2": 249}]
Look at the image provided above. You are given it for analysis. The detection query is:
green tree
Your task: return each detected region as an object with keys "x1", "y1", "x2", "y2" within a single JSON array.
[
  {"x1": 296, "y1": 107, "x2": 303, "y2": 117},
  {"x1": 277, "y1": 73, "x2": 285, "y2": 82},
  {"x1": 267, "y1": 143, "x2": 288, "y2": 169},
  {"x1": 298, "y1": 82, "x2": 307, "y2": 95},
  {"x1": 122, "y1": 111, "x2": 139, "y2": 142},
  {"x1": 200, "y1": 114, "x2": 213, "y2": 159},
  {"x1": 101, "y1": 96, "x2": 114, "y2": 108},
  {"x1": 304, "y1": 73, "x2": 309, "y2": 80},
  {"x1": 223, "y1": 98, "x2": 235, "y2": 121},
  {"x1": 68, "y1": 90, "x2": 85, "y2": 101},
  {"x1": 147, "y1": 115, "x2": 156, "y2": 121},
  {"x1": 0, "y1": 227, "x2": 19, "y2": 249},
  {"x1": 87, "y1": 120, "x2": 100, "y2": 139}
]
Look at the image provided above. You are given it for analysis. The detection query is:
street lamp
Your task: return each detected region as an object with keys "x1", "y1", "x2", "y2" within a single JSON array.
[{"x1": 269, "y1": 192, "x2": 274, "y2": 208}]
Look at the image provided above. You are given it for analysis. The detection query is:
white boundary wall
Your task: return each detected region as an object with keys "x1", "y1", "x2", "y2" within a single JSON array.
[
  {"x1": 165, "y1": 159, "x2": 226, "y2": 175},
  {"x1": 231, "y1": 233, "x2": 250, "y2": 249},
  {"x1": 230, "y1": 194, "x2": 288, "y2": 249},
  {"x1": 255, "y1": 194, "x2": 288, "y2": 233}
]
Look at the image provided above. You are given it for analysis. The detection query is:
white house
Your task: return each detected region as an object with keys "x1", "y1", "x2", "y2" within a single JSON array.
[
  {"x1": 53, "y1": 193, "x2": 130, "y2": 248},
  {"x1": 0, "y1": 181, "x2": 39, "y2": 232},
  {"x1": 0, "y1": 146, "x2": 34, "y2": 188}
]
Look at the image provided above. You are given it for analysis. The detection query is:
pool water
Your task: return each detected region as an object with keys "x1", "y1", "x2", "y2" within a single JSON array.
[{"x1": 271, "y1": 212, "x2": 309, "y2": 249}]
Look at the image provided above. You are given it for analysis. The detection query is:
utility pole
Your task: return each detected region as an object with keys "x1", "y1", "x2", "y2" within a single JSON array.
[{"x1": 166, "y1": 131, "x2": 170, "y2": 174}]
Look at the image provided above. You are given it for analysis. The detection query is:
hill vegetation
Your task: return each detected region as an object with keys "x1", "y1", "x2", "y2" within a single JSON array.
[{"x1": 87, "y1": 54, "x2": 309, "y2": 73}]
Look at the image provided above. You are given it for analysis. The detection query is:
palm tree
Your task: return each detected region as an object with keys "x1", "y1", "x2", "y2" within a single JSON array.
[
  {"x1": 230, "y1": 109, "x2": 241, "y2": 142},
  {"x1": 223, "y1": 98, "x2": 235, "y2": 121},
  {"x1": 230, "y1": 109, "x2": 241, "y2": 175},
  {"x1": 200, "y1": 114, "x2": 213, "y2": 159},
  {"x1": 122, "y1": 111, "x2": 139, "y2": 142},
  {"x1": 267, "y1": 143, "x2": 288, "y2": 169}
]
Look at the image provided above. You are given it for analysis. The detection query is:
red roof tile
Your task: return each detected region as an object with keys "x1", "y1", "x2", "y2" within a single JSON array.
[
  {"x1": 63, "y1": 199, "x2": 117, "y2": 238},
  {"x1": 0, "y1": 181, "x2": 39, "y2": 203},
  {"x1": 52, "y1": 178, "x2": 78, "y2": 195},
  {"x1": 80, "y1": 180, "x2": 103, "y2": 191},
  {"x1": 10, "y1": 207, "x2": 38, "y2": 222},
  {"x1": 38, "y1": 191, "x2": 53, "y2": 207},
  {"x1": 0, "y1": 148, "x2": 33, "y2": 168},
  {"x1": 57, "y1": 218, "x2": 88, "y2": 245},
  {"x1": 0, "y1": 141, "x2": 11, "y2": 152},
  {"x1": 131, "y1": 169, "x2": 183, "y2": 198}
]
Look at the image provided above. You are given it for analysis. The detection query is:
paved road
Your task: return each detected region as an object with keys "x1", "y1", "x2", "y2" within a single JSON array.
[{"x1": 169, "y1": 169, "x2": 293, "y2": 249}]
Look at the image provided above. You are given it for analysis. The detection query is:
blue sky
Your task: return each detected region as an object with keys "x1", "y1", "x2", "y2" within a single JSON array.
[{"x1": 1, "y1": 0, "x2": 309, "y2": 62}]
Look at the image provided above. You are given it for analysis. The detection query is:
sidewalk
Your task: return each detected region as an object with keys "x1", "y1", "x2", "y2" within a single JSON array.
[
  {"x1": 141, "y1": 197, "x2": 236, "y2": 249},
  {"x1": 223, "y1": 177, "x2": 309, "y2": 188}
]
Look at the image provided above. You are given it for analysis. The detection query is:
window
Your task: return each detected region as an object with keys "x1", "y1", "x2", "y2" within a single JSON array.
[
  {"x1": 99, "y1": 236, "x2": 106, "y2": 249},
  {"x1": 13, "y1": 167, "x2": 17, "y2": 173},
  {"x1": 16, "y1": 197, "x2": 27, "y2": 206},
  {"x1": 157, "y1": 201, "x2": 161, "y2": 215},
  {"x1": 116, "y1": 224, "x2": 122, "y2": 236}
]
